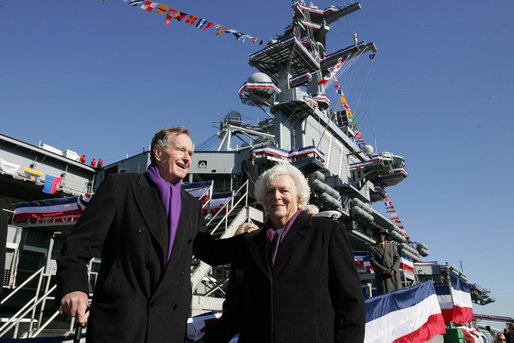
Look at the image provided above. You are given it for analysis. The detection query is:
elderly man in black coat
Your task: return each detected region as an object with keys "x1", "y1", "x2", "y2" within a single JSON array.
[{"x1": 57, "y1": 127, "x2": 243, "y2": 343}]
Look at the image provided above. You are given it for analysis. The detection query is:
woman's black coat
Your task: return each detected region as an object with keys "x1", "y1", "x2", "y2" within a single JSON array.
[{"x1": 205, "y1": 211, "x2": 366, "y2": 343}]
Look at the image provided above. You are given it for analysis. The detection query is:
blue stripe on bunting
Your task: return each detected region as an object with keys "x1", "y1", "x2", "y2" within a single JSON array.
[
  {"x1": 434, "y1": 284, "x2": 451, "y2": 295},
  {"x1": 365, "y1": 281, "x2": 436, "y2": 322},
  {"x1": 14, "y1": 197, "x2": 78, "y2": 209}
]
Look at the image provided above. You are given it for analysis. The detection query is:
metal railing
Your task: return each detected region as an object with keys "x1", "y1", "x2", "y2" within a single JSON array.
[
  {"x1": 0, "y1": 267, "x2": 56, "y2": 338},
  {"x1": 204, "y1": 180, "x2": 250, "y2": 235},
  {"x1": 191, "y1": 180, "x2": 264, "y2": 297}
]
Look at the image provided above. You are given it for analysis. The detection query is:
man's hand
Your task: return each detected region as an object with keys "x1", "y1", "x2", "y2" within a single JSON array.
[{"x1": 60, "y1": 291, "x2": 89, "y2": 326}]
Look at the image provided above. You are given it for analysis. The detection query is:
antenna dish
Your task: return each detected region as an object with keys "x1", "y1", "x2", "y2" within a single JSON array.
[{"x1": 247, "y1": 72, "x2": 272, "y2": 83}]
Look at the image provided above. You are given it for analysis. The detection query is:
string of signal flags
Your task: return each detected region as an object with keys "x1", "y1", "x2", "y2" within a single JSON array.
[{"x1": 101, "y1": 0, "x2": 266, "y2": 45}]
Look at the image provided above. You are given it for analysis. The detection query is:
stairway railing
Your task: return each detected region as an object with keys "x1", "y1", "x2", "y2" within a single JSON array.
[
  {"x1": 191, "y1": 180, "x2": 264, "y2": 300},
  {"x1": 0, "y1": 267, "x2": 55, "y2": 338}
]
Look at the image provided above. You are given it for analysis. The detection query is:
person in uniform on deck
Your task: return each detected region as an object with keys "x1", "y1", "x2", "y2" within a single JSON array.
[
  {"x1": 368, "y1": 229, "x2": 403, "y2": 294},
  {"x1": 203, "y1": 163, "x2": 365, "y2": 343},
  {"x1": 57, "y1": 126, "x2": 245, "y2": 343}
]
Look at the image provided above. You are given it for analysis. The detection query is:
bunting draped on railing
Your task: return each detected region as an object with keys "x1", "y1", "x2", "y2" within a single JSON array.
[
  {"x1": 383, "y1": 192, "x2": 408, "y2": 238},
  {"x1": 434, "y1": 274, "x2": 473, "y2": 325},
  {"x1": 364, "y1": 281, "x2": 446, "y2": 343},
  {"x1": 106, "y1": 0, "x2": 265, "y2": 44},
  {"x1": 318, "y1": 60, "x2": 343, "y2": 85},
  {"x1": 399, "y1": 255, "x2": 415, "y2": 276},
  {"x1": 181, "y1": 181, "x2": 231, "y2": 214},
  {"x1": 354, "y1": 251, "x2": 374, "y2": 272},
  {"x1": 184, "y1": 283, "x2": 447, "y2": 343},
  {"x1": 13, "y1": 194, "x2": 93, "y2": 225}
]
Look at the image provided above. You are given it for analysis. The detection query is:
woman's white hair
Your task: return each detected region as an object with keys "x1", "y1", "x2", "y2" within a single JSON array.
[{"x1": 254, "y1": 162, "x2": 310, "y2": 208}]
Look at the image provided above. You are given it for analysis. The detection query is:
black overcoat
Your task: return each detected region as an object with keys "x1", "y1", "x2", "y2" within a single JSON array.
[
  {"x1": 214, "y1": 211, "x2": 365, "y2": 343},
  {"x1": 57, "y1": 173, "x2": 234, "y2": 343}
]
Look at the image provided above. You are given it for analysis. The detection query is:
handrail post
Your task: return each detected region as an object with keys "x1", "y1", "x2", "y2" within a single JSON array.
[
  {"x1": 245, "y1": 180, "x2": 248, "y2": 207},
  {"x1": 32, "y1": 310, "x2": 61, "y2": 337},
  {"x1": 13, "y1": 322, "x2": 19, "y2": 339},
  {"x1": 28, "y1": 268, "x2": 45, "y2": 336},
  {"x1": 36, "y1": 268, "x2": 54, "y2": 336}
]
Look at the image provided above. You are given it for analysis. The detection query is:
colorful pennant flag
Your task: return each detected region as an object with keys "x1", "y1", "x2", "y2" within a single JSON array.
[
  {"x1": 185, "y1": 15, "x2": 198, "y2": 25},
  {"x1": 140, "y1": 1, "x2": 158, "y2": 12},
  {"x1": 203, "y1": 22, "x2": 214, "y2": 31},
  {"x1": 24, "y1": 167, "x2": 43, "y2": 183},
  {"x1": 383, "y1": 193, "x2": 408, "y2": 236},
  {"x1": 216, "y1": 27, "x2": 228, "y2": 37},
  {"x1": 165, "y1": 8, "x2": 177, "y2": 26},
  {"x1": 116, "y1": 0, "x2": 266, "y2": 45},
  {"x1": 196, "y1": 18, "x2": 207, "y2": 30},
  {"x1": 128, "y1": 0, "x2": 144, "y2": 6},
  {"x1": 42, "y1": 175, "x2": 64, "y2": 194},
  {"x1": 333, "y1": 84, "x2": 363, "y2": 144},
  {"x1": 174, "y1": 12, "x2": 188, "y2": 22},
  {"x1": 155, "y1": 4, "x2": 169, "y2": 14}
]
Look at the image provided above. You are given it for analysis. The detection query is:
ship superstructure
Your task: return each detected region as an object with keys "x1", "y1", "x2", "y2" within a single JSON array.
[{"x1": 207, "y1": 0, "x2": 425, "y2": 262}]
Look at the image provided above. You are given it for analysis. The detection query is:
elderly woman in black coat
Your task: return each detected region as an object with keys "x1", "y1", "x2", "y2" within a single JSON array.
[{"x1": 203, "y1": 163, "x2": 365, "y2": 343}]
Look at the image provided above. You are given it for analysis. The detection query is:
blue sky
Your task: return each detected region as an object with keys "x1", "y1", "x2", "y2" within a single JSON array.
[{"x1": 1, "y1": 0, "x2": 513, "y2": 323}]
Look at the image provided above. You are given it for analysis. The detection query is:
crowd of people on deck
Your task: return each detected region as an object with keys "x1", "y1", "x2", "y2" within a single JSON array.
[{"x1": 79, "y1": 153, "x2": 103, "y2": 167}]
